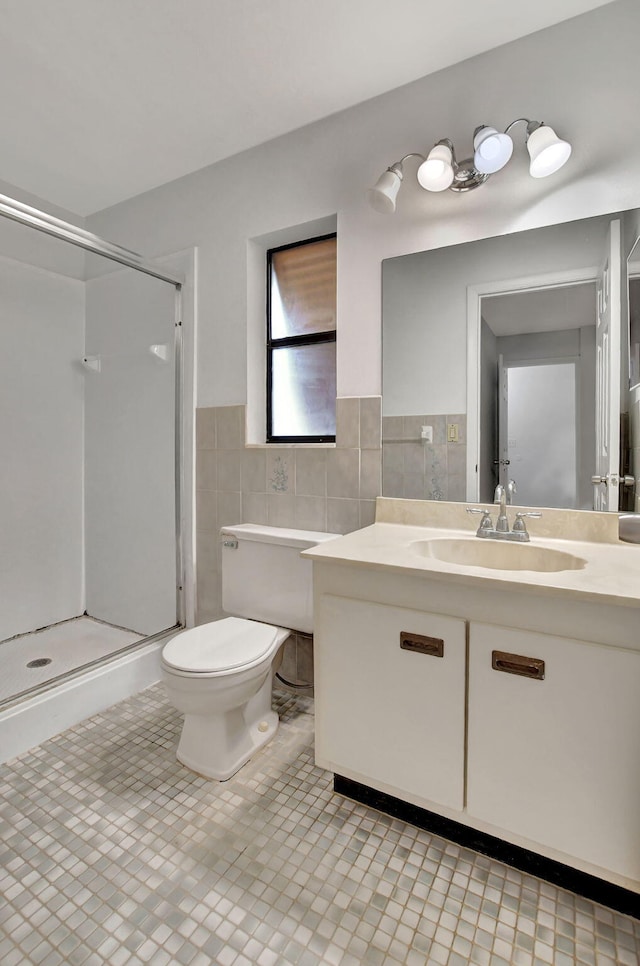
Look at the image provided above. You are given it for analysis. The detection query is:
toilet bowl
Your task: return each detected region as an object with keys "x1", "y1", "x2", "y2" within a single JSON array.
[
  {"x1": 162, "y1": 524, "x2": 337, "y2": 780},
  {"x1": 162, "y1": 617, "x2": 289, "y2": 780}
]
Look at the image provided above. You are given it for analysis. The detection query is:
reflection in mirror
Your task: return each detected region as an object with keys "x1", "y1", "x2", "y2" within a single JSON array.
[
  {"x1": 628, "y1": 233, "x2": 640, "y2": 515},
  {"x1": 630, "y1": 238, "x2": 640, "y2": 389},
  {"x1": 382, "y1": 209, "x2": 639, "y2": 511},
  {"x1": 478, "y1": 284, "x2": 595, "y2": 509}
]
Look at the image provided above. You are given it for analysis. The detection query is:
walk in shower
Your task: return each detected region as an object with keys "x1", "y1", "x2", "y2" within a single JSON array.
[{"x1": 0, "y1": 194, "x2": 184, "y2": 709}]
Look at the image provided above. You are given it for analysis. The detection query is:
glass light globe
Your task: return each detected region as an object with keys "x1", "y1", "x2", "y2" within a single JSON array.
[
  {"x1": 417, "y1": 144, "x2": 454, "y2": 192},
  {"x1": 473, "y1": 127, "x2": 513, "y2": 174},
  {"x1": 527, "y1": 125, "x2": 572, "y2": 178},
  {"x1": 368, "y1": 166, "x2": 403, "y2": 213}
]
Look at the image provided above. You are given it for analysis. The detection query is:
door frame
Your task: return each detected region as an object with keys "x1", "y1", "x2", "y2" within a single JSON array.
[
  {"x1": 155, "y1": 247, "x2": 197, "y2": 629},
  {"x1": 626, "y1": 254, "x2": 640, "y2": 391},
  {"x1": 466, "y1": 266, "x2": 598, "y2": 503}
]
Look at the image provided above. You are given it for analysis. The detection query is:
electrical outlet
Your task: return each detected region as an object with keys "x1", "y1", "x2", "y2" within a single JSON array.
[{"x1": 421, "y1": 425, "x2": 433, "y2": 443}]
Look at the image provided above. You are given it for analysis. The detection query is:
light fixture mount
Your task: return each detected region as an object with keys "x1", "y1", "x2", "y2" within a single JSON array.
[
  {"x1": 368, "y1": 117, "x2": 571, "y2": 213},
  {"x1": 450, "y1": 159, "x2": 489, "y2": 193}
]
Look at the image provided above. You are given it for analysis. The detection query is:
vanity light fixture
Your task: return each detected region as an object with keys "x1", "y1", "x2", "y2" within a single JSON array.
[{"x1": 368, "y1": 118, "x2": 571, "y2": 213}]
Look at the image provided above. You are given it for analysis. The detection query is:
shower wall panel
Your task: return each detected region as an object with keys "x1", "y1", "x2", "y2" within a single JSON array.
[{"x1": 0, "y1": 255, "x2": 85, "y2": 641}]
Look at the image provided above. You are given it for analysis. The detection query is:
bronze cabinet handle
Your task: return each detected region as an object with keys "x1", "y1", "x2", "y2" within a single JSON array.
[
  {"x1": 400, "y1": 632, "x2": 444, "y2": 657},
  {"x1": 492, "y1": 650, "x2": 545, "y2": 680}
]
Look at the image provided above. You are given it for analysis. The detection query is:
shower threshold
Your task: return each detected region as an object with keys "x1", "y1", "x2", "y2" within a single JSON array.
[{"x1": 0, "y1": 615, "x2": 179, "y2": 710}]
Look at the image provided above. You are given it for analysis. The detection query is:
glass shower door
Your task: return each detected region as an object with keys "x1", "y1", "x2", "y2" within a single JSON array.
[{"x1": 84, "y1": 264, "x2": 179, "y2": 639}]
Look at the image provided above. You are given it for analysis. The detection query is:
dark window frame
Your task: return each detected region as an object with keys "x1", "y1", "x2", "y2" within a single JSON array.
[{"x1": 266, "y1": 232, "x2": 337, "y2": 444}]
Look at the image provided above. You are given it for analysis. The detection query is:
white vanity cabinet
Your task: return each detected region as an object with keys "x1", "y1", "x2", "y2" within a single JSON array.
[
  {"x1": 467, "y1": 622, "x2": 640, "y2": 883},
  {"x1": 309, "y1": 547, "x2": 640, "y2": 896},
  {"x1": 315, "y1": 594, "x2": 466, "y2": 811}
]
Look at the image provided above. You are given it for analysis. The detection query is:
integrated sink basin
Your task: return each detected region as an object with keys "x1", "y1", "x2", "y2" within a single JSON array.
[{"x1": 411, "y1": 538, "x2": 588, "y2": 573}]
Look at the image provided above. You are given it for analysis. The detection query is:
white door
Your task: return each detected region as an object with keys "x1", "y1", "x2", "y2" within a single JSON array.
[
  {"x1": 594, "y1": 219, "x2": 622, "y2": 511},
  {"x1": 507, "y1": 362, "x2": 577, "y2": 508}
]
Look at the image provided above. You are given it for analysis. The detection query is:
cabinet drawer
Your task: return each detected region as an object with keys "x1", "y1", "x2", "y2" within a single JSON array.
[
  {"x1": 315, "y1": 595, "x2": 466, "y2": 811},
  {"x1": 467, "y1": 622, "x2": 640, "y2": 881}
]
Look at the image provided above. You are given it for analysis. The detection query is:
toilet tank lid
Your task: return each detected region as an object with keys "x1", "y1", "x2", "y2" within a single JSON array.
[{"x1": 221, "y1": 523, "x2": 340, "y2": 550}]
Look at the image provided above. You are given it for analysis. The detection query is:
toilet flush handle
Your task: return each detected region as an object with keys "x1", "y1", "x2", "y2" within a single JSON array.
[{"x1": 222, "y1": 538, "x2": 238, "y2": 549}]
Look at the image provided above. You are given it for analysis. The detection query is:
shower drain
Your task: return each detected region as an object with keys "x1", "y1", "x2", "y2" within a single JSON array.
[{"x1": 26, "y1": 658, "x2": 52, "y2": 669}]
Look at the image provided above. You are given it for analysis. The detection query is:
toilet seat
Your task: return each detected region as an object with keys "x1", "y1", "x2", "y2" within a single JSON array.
[{"x1": 162, "y1": 617, "x2": 285, "y2": 675}]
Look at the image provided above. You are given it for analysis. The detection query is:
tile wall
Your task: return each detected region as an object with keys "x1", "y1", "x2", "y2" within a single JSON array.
[
  {"x1": 382, "y1": 414, "x2": 467, "y2": 502},
  {"x1": 195, "y1": 398, "x2": 382, "y2": 684}
]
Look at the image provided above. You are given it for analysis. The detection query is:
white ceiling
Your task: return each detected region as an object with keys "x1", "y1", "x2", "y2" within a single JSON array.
[
  {"x1": 0, "y1": 0, "x2": 612, "y2": 215},
  {"x1": 482, "y1": 283, "x2": 597, "y2": 337}
]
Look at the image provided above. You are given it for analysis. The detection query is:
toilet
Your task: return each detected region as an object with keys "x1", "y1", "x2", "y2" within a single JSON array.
[{"x1": 162, "y1": 523, "x2": 337, "y2": 780}]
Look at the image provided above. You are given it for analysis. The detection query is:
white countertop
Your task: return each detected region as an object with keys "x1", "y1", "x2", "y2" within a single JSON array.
[{"x1": 303, "y1": 521, "x2": 640, "y2": 609}]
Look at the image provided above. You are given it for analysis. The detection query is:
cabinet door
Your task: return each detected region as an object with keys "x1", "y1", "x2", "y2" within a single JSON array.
[
  {"x1": 315, "y1": 595, "x2": 466, "y2": 811},
  {"x1": 467, "y1": 622, "x2": 640, "y2": 881}
]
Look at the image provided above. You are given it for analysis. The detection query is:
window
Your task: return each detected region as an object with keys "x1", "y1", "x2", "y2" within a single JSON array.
[{"x1": 266, "y1": 234, "x2": 337, "y2": 442}]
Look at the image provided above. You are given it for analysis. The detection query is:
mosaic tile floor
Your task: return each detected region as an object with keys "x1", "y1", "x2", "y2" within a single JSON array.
[{"x1": 0, "y1": 685, "x2": 638, "y2": 966}]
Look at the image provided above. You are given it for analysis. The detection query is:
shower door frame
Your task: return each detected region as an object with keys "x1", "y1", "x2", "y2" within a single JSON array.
[{"x1": 0, "y1": 191, "x2": 187, "y2": 679}]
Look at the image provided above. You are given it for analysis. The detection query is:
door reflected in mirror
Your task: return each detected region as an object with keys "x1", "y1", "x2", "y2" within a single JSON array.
[
  {"x1": 629, "y1": 239, "x2": 640, "y2": 389},
  {"x1": 382, "y1": 208, "x2": 639, "y2": 511},
  {"x1": 478, "y1": 283, "x2": 595, "y2": 509}
]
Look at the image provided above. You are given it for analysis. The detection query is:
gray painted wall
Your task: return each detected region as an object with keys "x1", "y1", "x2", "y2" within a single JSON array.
[{"x1": 86, "y1": 1, "x2": 640, "y2": 415}]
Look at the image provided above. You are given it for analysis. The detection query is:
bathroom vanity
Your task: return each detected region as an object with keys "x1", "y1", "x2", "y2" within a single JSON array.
[{"x1": 303, "y1": 498, "x2": 640, "y2": 913}]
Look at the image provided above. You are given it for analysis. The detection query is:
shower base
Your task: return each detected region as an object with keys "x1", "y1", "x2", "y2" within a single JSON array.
[
  {"x1": 0, "y1": 618, "x2": 179, "y2": 764},
  {"x1": 0, "y1": 615, "x2": 143, "y2": 706}
]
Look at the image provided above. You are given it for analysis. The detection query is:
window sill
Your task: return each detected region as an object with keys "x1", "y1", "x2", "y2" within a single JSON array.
[{"x1": 244, "y1": 442, "x2": 336, "y2": 449}]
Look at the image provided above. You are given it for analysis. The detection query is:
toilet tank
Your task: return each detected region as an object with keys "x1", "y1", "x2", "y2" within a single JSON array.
[{"x1": 220, "y1": 524, "x2": 338, "y2": 634}]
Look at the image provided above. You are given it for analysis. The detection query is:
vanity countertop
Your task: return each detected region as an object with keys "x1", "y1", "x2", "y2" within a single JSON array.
[{"x1": 303, "y1": 511, "x2": 640, "y2": 609}]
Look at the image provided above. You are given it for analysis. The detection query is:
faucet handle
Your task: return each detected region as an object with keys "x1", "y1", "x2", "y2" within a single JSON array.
[
  {"x1": 512, "y1": 510, "x2": 542, "y2": 533},
  {"x1": 466, "y1": 506, "x2": 494, "y2": 530}
]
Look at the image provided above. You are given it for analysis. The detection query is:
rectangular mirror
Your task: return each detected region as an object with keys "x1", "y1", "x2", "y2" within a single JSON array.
[{"x1": 382, "y1": 208, "x2": 640, "y2": 512}]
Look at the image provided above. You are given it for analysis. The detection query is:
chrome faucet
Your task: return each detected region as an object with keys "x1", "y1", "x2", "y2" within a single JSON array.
[
  {"x1": 494, "y1": 479, "x2": 517, "y2": 508},
  {"x1": 466, "y1": 501, "x2": 542, "y2": 542},
  {"x1": 494, "y1": 484, "x2": 510, "y2": 532}
]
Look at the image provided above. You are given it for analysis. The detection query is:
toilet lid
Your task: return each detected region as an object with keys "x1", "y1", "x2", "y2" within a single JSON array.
[{"x1": 162, "y1": 617, "x2": 280, "y2": 673}]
